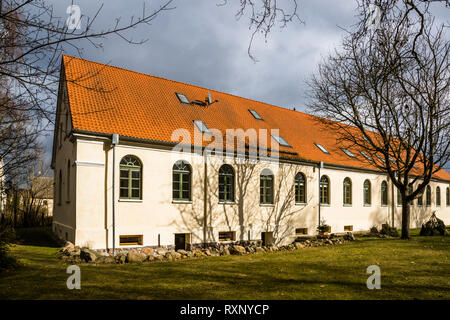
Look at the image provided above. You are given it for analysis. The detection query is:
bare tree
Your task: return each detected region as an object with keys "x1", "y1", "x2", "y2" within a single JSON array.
[
  {"x1": 218, "y1": 0, "x2": 302, "y2": 61},
  {"x1": 307, "y1": 0, "x2": 450, "y2": 239},
  {"x1": 0, "y1": 0, "x2": 174, "y2": 190}
]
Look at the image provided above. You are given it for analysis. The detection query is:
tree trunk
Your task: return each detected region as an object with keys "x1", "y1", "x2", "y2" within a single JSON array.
[{"x1": 401, "y1": 200, "x2": 410, "y2": 239}]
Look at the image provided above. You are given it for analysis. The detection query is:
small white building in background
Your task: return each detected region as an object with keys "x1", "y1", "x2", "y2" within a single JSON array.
[{"x1": 51, "y1": 55, "x2": 450, "y2": 250}]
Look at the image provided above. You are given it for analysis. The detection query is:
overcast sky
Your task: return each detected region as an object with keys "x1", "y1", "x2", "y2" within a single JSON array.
[{"x1": 41, "y1": 0, "x2": 448, "y2": 168}]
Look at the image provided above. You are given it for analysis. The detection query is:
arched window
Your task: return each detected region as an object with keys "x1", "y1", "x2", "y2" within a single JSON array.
[
  {"x1": 426, "y1": 185, "x2": 431, "y2": 206},
  {"x1": 381, "y1": 181, "x2": 388, "y2": 206},
  {"x1": 343, "y1": 177, "x2": 352, "y2": 205},
  {"x1": 320, "y1": 176, "x2": 330, "y2": 205},
  {"x1": 436, "y1": 187, "x2": 441, "y2": 206},
  {"x1": 173, "y1": 160, "x2": 191, "y2": 201},
  {"x1": 219, "y1": 164, "x2": 234, "y2": 202},
  {"x1": 363, "y1": 180, "x2": 371, "y2": 205},
  {"x1": 120, "y1": 155, "x2": 142, "y2": 199},
  {"x1": 447, "y1": 187, "x2": 450, "y2": 206},
  {"x1": 260, "y1": 169, "x2": 274, "y2": 204},
  {"x1": 294, "y1": 172, "x2": 306, "y2": 204}
]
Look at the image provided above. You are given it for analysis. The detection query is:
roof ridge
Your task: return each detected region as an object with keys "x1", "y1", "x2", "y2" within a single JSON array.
[{"x1": 62, "y1": 54, "x2": 310, "y2": 118}]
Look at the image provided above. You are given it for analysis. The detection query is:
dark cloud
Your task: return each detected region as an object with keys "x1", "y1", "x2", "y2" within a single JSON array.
[{"x1": 42, "y1": 0, "x2": 448, "y2": 168}]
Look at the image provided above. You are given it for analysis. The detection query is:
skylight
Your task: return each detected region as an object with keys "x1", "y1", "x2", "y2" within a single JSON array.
[
  {"x1": 314, "y1": 143, "x2": 329, "y2": 154},
  {"x1": 341, "y1": 148, "x2": 356, "y2": 158},
  {"x1": 193, "y1": 120, "x2": 211, "y2": 134},
  {"x1": 249, "y1": 109, "x2": 263, "y2": 120},
  {"x1": 376, "y1": 154, "x2": 386, "y2": 163},
  {"x1": 176, "y1": 92, "x2": 190, "y2": 104},
  {"x1": 360, "y1": 151, "x2": 372, "y2": 161},
  {"x1": 271, "y1": 134, "x2": 291, "y2": 147}
]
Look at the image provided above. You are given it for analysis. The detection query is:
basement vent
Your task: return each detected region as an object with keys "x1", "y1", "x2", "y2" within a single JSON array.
[
  {"x1": 295, "y1": 228, "x2": 308, "y2": 235},
  {"x1": 119, "y1": 235, "x2": 143, "y2": 246},
  {"x1": 219, "y1": 231, "x2": 235, "y2": 242}
]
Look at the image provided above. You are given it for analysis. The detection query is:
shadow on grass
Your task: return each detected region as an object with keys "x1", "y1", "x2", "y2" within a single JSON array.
[{"x1": 13, "y1": 227, "x2": 60, "y2": 248}]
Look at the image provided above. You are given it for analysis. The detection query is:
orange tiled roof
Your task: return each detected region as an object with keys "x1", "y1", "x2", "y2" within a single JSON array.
[{"x1": 61, "y1": 55, "x2": 450, "y2": 181}]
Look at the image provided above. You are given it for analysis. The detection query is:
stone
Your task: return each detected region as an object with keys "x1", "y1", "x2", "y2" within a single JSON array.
[
  {"x1": 255, "y1": 247, "x2": 265, "y2": 254},
  {"x1": 177, "y1": 249, "x2": 188, "y2": 255},
  {"x1": 294, "y1": 242, "x2": 304, "y2": 250},
  {"x1": 70, "y1": 249, "x2": 81, "y2": 257},
  {"x1": 220, "y1": 248, "x2": 230, "y2": 256},
  {"x1": 126, "y1": 251, "x2": 146, "y2": 263},
  {"x1": 172, "y1": 252, "x2": 182, "y2": 259},
  {"x1": 164, "y1": 253, "x2": 174, "y2": 261},
  {"x1": 156, "y1": 248, "x2": 167, "y2": 256},
  {"x1": 80, "y1": 248, "x2": 97, "y2": 262},
  {"x1": 194, "y1": 251, "x2": 206, "y2": 257},
  {"x1": 186, "y1": 251, "x2": 194, "y2": 258},
  {"x1": 96, "y1": 256, "x2": 115, "y2": 264},
  {"x1": 147, "y1": 255, "x2": 154, "y2": 262},
  {"x1": 344, "y1": 232, "x2": 355, "y2": 241},
  {"x1": 154, "y1": 255, "x2": 164, "y2": 261},
  {"x1": 230, "y1": 245, "x2": 246, "y2": 255},
  {"x1": 64, "y1": 241, "x2": 74, "y2": 249},
  {"x1": 141, "y1": 247, "x2": 154, "y2": 256},
  {"x1": 99, "y1": 251, "x2": 110, "y2": 257},
  {"x1": 115, "y1": 254, "x2": 127, "y2": 264}
]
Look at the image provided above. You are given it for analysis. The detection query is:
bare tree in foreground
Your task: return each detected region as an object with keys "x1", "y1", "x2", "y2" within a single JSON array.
[
  {"x1": 307, "y1": 0, "x2": 450, "y2": 239},
  {"x1": 0, "y1": 0, "x2": 174, "y2": 185},
  {"x1": 218, "y1": 0, "x2": 302, "y2": 61}
]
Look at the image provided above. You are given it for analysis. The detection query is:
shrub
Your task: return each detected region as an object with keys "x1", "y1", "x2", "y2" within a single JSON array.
[
  {"x1": 420, "y1": 213, "x2": 447, "y2": 236},
  {"x1": 370, "y1": 226, "x2": 379, "y2": 234},
  {"x1": 380, "y1": 224, "x2": 399, "y2": 237},
  {"x1": 0, "y1": 226, "x2": 18, "y2": 271},
  {"x1": 317, "y1": 219, "x2": 331, "y2": 234}
]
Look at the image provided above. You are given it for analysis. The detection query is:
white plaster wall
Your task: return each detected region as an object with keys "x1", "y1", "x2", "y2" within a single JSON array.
[{"x1": 53, "y1": 135, "x2": 450, "y2": 249}]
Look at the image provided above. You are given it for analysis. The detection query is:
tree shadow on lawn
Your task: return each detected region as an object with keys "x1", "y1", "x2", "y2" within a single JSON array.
[{"x1": 13, "y1": 227, "x2": 60, "y2": 248}]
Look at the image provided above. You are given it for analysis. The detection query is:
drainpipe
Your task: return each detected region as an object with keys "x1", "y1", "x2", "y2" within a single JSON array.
[
  {"x1": 203, "y1": 150, "x2": 208, "y2": 247},
  {"x1": 390, "y1": 173, "x2": 395, "y2": 228},
  {"x1": 318, "y1": 161, "x2": 323, "y2": 231},
  {"x1": 111, "y1": 134, "x2": 119, "y2": 255}
]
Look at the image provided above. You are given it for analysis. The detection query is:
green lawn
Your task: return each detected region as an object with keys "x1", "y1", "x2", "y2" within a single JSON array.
[{"x1": 0, "y1": 228, "x2": 449, "y2": 300}]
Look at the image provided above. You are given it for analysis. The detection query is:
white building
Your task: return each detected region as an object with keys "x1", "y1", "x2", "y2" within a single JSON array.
[{"x1": 51, "y1": 56, "x2": 450, "y2": 250}]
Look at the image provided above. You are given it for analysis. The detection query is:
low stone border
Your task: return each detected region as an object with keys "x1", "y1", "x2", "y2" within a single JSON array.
[{"x1": 57, "y1": 232, "x2": 356, "y2": 264}]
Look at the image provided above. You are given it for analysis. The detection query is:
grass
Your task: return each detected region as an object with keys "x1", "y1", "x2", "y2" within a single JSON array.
[{"x1": 0, "y1": 228, "x2": 449, "y2": 300}]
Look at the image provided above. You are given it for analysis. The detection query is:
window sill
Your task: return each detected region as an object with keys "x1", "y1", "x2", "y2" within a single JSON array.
[
  {"x1": 295, "y1": 202, "x2": 307, "y2": 206},
  {"x1": 381, "y1": 205, "x2": 388, "y2": 207},
  {"x1": 260, "y1": 204, "x2": 275, "y2": 207},
  {"x1": 119, "y1": 199, "x2": 143, "y2": 203},
  {"x1": 320, "y1": 204, "x2": 330, "y2": 207},
  {"x1": 172, "y1": 200, "x2": 192, "y2": 204},
  {"x1": 219, "y1": 201, "x2": 236, "y2": 205},
  {"x1": 363, "y1": 204, "x2": 372, "y2": 207},
  {"x1": 343, "y1": 204, "x2": 352, "y2": 207}
]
